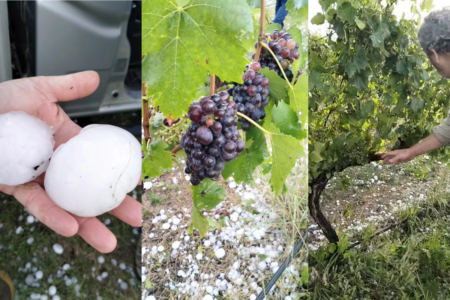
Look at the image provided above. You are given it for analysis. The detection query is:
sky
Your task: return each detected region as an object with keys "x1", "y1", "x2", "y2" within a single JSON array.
[{"x1": 309, "y1": 0, "x2": 450, "y2": 34}]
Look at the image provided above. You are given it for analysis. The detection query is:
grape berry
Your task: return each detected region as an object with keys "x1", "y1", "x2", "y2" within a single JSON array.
[
  {"x1": 230, "y1": 62, "x2": 270, "y2": 131},
  {"x1": 180, "y1": 93, "x2": 245, "y2": 186}
]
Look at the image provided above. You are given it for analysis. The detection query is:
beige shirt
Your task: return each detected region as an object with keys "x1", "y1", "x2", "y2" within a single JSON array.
[{"x1": 434, "y1": 108, "x2": 450, "y2": 146}]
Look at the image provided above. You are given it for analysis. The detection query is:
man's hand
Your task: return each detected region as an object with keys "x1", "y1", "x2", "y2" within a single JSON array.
[
  {"x1": 381, "y1": 149, "x2": 415, "y2": 165},
  {"x1": 0, "y1": 71, "x2": 142, "y2": 253}
]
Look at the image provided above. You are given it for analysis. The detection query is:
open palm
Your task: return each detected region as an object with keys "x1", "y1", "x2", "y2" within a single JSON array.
[{"x1": 0, "y1": 71, "x2": 141, "y2": 253}]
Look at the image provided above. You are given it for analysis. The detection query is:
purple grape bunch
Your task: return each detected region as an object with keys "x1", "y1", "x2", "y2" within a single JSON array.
[
  {"x1": 230, "y1": 62, "x2": 270, "y2": 132},
  {"x1": 180, "y1": 92, "x2": 245, "y2": 186},
  {"x1": 252, "y1": 29, "x2": 300, "y2": 81}
]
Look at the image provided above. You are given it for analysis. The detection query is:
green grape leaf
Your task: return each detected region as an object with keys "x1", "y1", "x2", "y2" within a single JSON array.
[
  {"x1": 222, "y1": 126, "x2": 268, "y2": 184},
  {"x1": 143, "y1": 0, "x2": 253, "y2": 118},
  {"x1": 370, "y1": 21, "x2": 390, "y2": 50},
  {"x1": 355, "y1": 18, "x2": 366, "y2": 30},
  {"x1": 270, "y1": 133, "x2": 304, "y2": 197},
  {"x1": 190, "y1": 207, "x2": 209, "y2": 238},
  {"x1": 272, "y1": 101, "x2": 306, "y2": 139},
  {"x1": 311, "y1": 13, "x2": 326, "y2": 25},
  {"x1": 266, "y1": 22, "x2": 282, "y2": 33},
  {"x1": 260, "y1": 68, "x2": 289, "y2": 103},
  {"x1": 241, "y1": 8, "x2": 260, "y2": 51},
  {"x1": 142, "y1": 141, "x2": 174, "y2": 178},
  {"x1": 191, "y1": 179, "x2": 226, "y2": 211},
  {"x1": 286, "y1": 0, "x2": 308, "y2": 25},
  {"x1": 337, "y1": 3, "x2": 356, "y2": 23},
  {"x1": 411, "y1": 97, "x2": 424, "y2": 113},
  {"x1": 289, "y1": 73, "x2": 308, "y2": 125}
]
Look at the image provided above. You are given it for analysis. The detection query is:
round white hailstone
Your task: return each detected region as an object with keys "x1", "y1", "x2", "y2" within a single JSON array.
[
  {"x1": 25, "y1": 274, "x2": 35, "y2": 285},
  {"x1": 157, "y1": 246, "x2": 164, "y2": 252},
  {"x1": 149, "y1": 233, "x2": 155, "y2": 238},
  {"x1": 233, "y1": 261, "x2": 240, "y2": 269},
  {"x1": 172, "y1": 241, "x2": 181, "y2": 249},
  {"x1": 52, "y1": 244, "x2": 63, "y2": 255},
  {"x1": 196, "y1": 253, "x2": 203, "y2": 260},
  {"x1": 230, "y1": 212, "x2": 239, "y2": 222},
  {"x1": 146, "y1": 297, "x2": 156, "y2": 300},
  {"x1": 104, "y1": 219, "x2": 111, "y2": 225},
  {"x1": 285, "y1": 297, "x2": 292, "y2": 300},
  {"x1": 184, "y1": 235, "x2": 190, "y2": 242},
  {"x1": 258, "y1": 261, "x2": 267, "y2": 270},
  {"x1": 119, "y1": 263, "x2": 126, "y2": 270},
  {"x1": 27, "y1": 237, "x2": 34, "y2": 244},
  {"x1": 160, "y1": 214, "x2": 167, "y2": 220},
  {"x1": 177, "y1": 270, "x2": 186, "y2": 277},
  {"x1": 171, "y1": 225, "x2": 178, "y2": 231},
  {"x1": 202, "y1": 295, "x2": 213, "y2": 300},
  {"x1": 120, "y1": 282, "x2": 128, "y2": 290},
  {"x1": 0, "y1": 111, "x2": 54, "y2": 186},
  {"x1": 204, "y1": 240, "x2": 211, "y2": 247},
  {"x1": 143, "y1": 182, "x2": 152, "y2": 190},
  {"x1": 44, "y1": 125, "x2": 141, "y2": 217},
  {"x1": 215, "y1": 248, "x2": 226, "y2": 259},
  {"x1": 16, "y1": 226, "x2": 23, "y2": 234},
  {"x1": 27, "y1": 215, "x2": 35, "y2": 224},
  {"x1": 229, "y1": 182, "x2": 237, "y2": 189},
  {"x1": 172, "y1": 217, "x2": 180, "y2": 225},
  {"x1": 62, "y1": 264, "x2": 70, "y2": 271},
  {"x1": 162, "y1": 223, "x2": 170, "y2": 230},
  {"x1": 98, "y1": 256, "x2": 105, "y2": 264},
  {"x1": 41, "y1": 295, "x2": 48, "y2": 300},
  {"x1": 35, "y1": 270, "x2": 43, "y2": 280},
  {"x1": 101, "y1": 272, "x2": 108, "y2": 278},
  {"x1": 269, "y1": 212, "x2": 277, "y2": 220},
  {"x1": 52, "y1": 296, "x2": 60, "y2": 300},
  {"x1": 48, "y1": 286, "x2": 57, "y2": 296},
  {"x1": 30, "y1": 293, "x2": 41, "y2": 300}
]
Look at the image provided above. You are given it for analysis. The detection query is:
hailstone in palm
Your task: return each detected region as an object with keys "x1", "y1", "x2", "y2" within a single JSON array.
[
  {"x1": 0, "y1": 111, "x2": 54, "y2": 186},
  {"x1": 44, "y1": 125, "x2": 141, "y2": 217}
]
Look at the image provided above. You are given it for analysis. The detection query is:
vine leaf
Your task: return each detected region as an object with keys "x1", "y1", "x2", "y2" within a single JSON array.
[
  {"x1": 142, "y1": 0, "x2": 253, "y2": 118},
  {"x1": 311, "y1": 13, "x2": 325, "y2": 25},
  {"x1": 191, "y1": 179, "x2": 227, "y2": 211},
  {"x1": 411, "y1": 97, "x2": 424, "y2": 113},
  {"x1": 142, "y1": 140, "x2": 174, "y2": 178},
  {"x1": 272, "y1": 101, "x2": 306, "y2": 140},
  {"x1": 289, "y1": 73, "x2": 308, "y2": 125},
  {"x1": 266, "y1": 22, "x2": 282, "y2": 32},
  {"x1": 222, "y1": 126, "x2": 268, "y2": 184},
  {"x1": 260, "y1": 68, "x2": 289, "y2": 103},
  {"x1": 189, "y1": 179, "x2": 227, "y2": 237},
  {"x1": 270, "y1": 133, "x2": 304, "y2": 197},
  {"x1": 286, "y1": 0, "x2": 308, "y2": 25}
]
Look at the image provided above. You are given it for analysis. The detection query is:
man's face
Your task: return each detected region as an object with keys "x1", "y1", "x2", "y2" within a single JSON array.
[{"x1": 428, "y1": 51, "x2": 450, "y2": 79}]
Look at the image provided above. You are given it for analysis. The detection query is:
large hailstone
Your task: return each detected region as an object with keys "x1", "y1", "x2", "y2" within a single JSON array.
[
  {"x1": 44, "y1": 125, "x2": 141, "y2": 217},
  {"x1": 0, "y1": 111, "x2": 54, "y2": 186}
]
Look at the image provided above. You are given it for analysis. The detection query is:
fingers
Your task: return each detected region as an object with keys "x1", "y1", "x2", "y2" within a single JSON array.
[
  {"x1": 45, "y1": 71, "x2": 100, "y2": 102},
  {"x1": 109, "y1": 195, "x2": 142, "y2": 227},
  {"x1": 53, "y1": 107, "x2": 82, "y2": 148},
  {"x1": 0, "y1": 182, "x2": 79, "y2": 237},
  {"x1": 73, "y1": 216, "x2": 117, "y2": 253}
]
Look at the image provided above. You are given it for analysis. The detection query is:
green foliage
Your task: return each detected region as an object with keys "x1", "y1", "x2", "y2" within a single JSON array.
[
  {"x1": 142, "y1": 0, "x2": 254, "y2": 118},
  {"x1": 189, "y1": 179, "x2": 227, "y2": 237},
  {"x1": 309, "y1": 0, "x2": 450, "y2": 182},
  {"x1": 142, "y1": 141, "x2": 174, "y2": 178}
]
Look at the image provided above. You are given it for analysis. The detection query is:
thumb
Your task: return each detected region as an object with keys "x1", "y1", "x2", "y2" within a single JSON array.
[{"x1": 45, "y1": 71, "x2": 100, "y2": 102}]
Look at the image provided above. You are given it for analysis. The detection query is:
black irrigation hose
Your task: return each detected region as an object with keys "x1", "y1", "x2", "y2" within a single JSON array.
[{"x1": 255, "y1": 232, "x2": 308, "y2": 300}]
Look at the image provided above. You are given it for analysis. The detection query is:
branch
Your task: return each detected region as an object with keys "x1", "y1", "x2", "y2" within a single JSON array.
[
  {"x1": 254, "y1": 0, "x2": 266, "y2": 62},
  {"x1": 143, "y1": 96, "x2": 150, "y2": 143},
  {"x1": 210, "y1": 74, "x2": 216, "y2": 95},
  {"x1": 171, "y1": 145, "x2": 181, "y2": 154}
]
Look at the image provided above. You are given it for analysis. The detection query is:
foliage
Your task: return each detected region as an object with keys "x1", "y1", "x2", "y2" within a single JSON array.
[
  {"x1": 309, "y1": 0, "x2": 450, "y2": 182},
  {"x1": 142, "y1": 0, "x2": 308, "y2": 235}
]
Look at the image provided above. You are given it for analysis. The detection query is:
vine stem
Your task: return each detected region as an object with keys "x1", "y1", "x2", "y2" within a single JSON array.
[
  {"x1": 210, "y1": 74, "x2": 216, "y2": 95},
  {"x1": 254, "y1": 0, "x2": 266, "y2": 62},
  {"x1": 237, "y1": 112, "x2": 270, "y2": 135},
  {"x1": 171, "y1": 145, "x2": 181, "y2": 154},
  {"x1": 142, "y1": 95, "x2": 150, "y2": 143},
  {"x1": 173, "y1": 157, "x2": 190, "y2": 192},
  {"x1": 260, "y1": 42, "x2": 293, "y2": 90}
]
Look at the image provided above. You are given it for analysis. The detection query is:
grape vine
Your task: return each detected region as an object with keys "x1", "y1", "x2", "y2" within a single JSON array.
[{"x1": 143, "y1": 0, "x2": 308, "y2": 237}]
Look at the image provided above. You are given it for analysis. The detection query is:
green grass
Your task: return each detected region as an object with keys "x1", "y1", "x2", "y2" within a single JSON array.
[
  {"x1": 309, "y1": 164, "x2": 450, "y2": 300},
  {"x1": 0, "y1": 189, "x2": 141, "y2": 300},
  {"x1": 148, "y1": 192, "x2": 166, "y2": 204}
]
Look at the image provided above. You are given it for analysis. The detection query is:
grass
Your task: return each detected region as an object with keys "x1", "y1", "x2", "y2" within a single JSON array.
[
  {"x1": 147, "y1": 192, "x2": 166, "y2": 204},
  {"x1": 0, "y1": 188, "x2": 141, "y2": 300},
  {"x1": 309, "y1": 161, "x2": 450, "y2": 300}
]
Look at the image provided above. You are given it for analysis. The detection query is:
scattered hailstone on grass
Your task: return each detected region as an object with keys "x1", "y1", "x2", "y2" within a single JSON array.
[
  {"x1": 172, "y1": 241, "x2": 181, "y2": 249},
  {"x1": 48, "y1": 286, "x2": 57, "y2": 296},
  {"x1": 98, "y1": 256, "x2": 105, "y2": 264},
  {"x1": 27, "y1": 215, "x2": 35, "y2": 224},
  {"x1": 44, "y1": 125, "x2": 141, "y2": 217},
  {"x1": 215, "y1": 248, "x2": 226, "y2": 259},
  {"x1": 202, "y1": 295, "x2": 213, "y2": 300},
  {"x1": 143, "y1": 182, "x2": 152, "y2": 190},
  {"x1": 52, "y1": 244, "x2": 63, "y2": 255},
  {"x1": 27, "y1": 237, "x2": 34, "y2": 244},
  {"x1": 35, "y1": 270, "x2": 43, "y2": 280},
  {"x1": 0, "y1": 111, "x2": 54, "y2": 186},
  {"x1": 16, "y1": 226, "x2": 23, "y2": 234},
  {"x1": 52, "y1": 296, "x2": 60, "y2": 300},
  {"x1": 146, "y1": 296, "x2": 156, "y2": 300}
]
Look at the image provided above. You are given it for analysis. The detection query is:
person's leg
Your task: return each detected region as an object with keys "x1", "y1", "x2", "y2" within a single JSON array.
[
  {"x1": 0, "y1": 270, "x2": 14, "y2": 300},
  {"x1": 273, "y1": 1, "x2": 289, "y2": 28},
  {"x1": 275, "y1": 0, "x2": 282, "y2": 15}
]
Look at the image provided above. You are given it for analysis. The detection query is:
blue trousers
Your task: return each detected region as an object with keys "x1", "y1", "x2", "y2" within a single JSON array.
[{"x1": 273, "y1": 0, "x2": 288, "y2": 28}]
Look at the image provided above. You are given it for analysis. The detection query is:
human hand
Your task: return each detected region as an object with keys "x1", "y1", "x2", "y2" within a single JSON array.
[
  {"x1": 0, "y1": 71, "x2": 142, "y2": 253},
  {"x1": 381, "y1": 148, "x2": 415, "y2": 165}
]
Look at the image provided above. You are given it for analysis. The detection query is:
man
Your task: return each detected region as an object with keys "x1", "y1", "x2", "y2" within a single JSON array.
[{"x1": 382, "y1": 8, "x2": 450, "y2": 165}]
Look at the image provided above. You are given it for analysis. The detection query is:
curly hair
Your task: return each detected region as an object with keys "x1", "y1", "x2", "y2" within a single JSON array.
[{"x1": 418, "y1": 7, "x2": 450, "y2": 55}]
